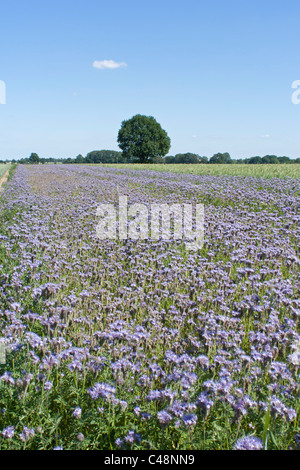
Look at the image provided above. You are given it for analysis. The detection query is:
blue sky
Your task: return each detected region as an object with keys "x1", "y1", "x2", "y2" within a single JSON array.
[{"x1": 0, "y1": 0, "x2": 300, "y2": 160}]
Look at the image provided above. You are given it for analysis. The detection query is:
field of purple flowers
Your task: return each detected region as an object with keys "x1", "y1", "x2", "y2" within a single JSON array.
[{"x1": 0, "y1": 164, "x2": 299, "y2": 450}]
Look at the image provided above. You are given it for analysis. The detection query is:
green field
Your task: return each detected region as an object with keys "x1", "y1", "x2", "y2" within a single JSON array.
[
  {"x1": 0, "y1": 164, "x2": 10, "y2": 179},
  {"x1": 100, "y1": 163, "x2": 300, "y2": 179}
]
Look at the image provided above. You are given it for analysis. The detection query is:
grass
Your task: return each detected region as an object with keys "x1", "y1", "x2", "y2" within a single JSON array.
[
  {"x1": 98, "y1": 163, "x2": 300, "y2": 179},
  {"x1": 0, "y1": 164, "x2": 10, "y2": 179}
]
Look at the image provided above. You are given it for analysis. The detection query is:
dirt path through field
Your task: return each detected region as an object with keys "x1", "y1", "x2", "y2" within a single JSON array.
[{"x1": 0, "y1": 168, "x2": 10, "y2": 193}]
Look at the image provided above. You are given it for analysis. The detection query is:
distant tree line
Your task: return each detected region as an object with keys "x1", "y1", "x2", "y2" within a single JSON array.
[
  {"x1": 162, "y1": 153, "x2": 300, "y2": 164},
  {"x1": 6, "y1": 116, "x2": 300, "y2": 165},
  {"x1": 13, "y1": 151, "x2": 300, "y2": 165},
  {"x1": 15, "y1": 151, "x2": 126, "y2": 165}
]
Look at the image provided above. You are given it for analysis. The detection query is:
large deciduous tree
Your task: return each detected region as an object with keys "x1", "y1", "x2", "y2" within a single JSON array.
[
  {"x1": 28, "y1": 153, "x2": 40, "y2": 164},
  {"x1": 117, "y1": 114, "x2": 171, "y2": 163}
]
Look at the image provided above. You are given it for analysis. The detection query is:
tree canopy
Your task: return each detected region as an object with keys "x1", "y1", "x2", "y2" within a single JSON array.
[
  {"x1": 117, "y1": 114, "x2": 171, "y2": 163},
  {"x1": 209, "y1": 152, "x2": 232, "y2": 164},
  {"x1": 261, "y1": 155, "x2": 279, "y2": 164},
  {"x1": 85, "y1": 150, "x2": 123, "y2": 164},
  {"x1": 28, "y1": 152, "x2": 40, "y2": 164},
  {"x1": 174, "y1": 153, "x2": 200, "y2": 164}
]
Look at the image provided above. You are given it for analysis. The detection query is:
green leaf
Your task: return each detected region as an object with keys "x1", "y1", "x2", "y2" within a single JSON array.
[{"x1": 263, "y1": 401, "x2": 271, "y2": 450}]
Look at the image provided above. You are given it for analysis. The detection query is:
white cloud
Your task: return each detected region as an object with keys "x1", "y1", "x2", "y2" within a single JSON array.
[
  {"x1": 92, "y1": 59, "x2": 127, "y2": 70},
  {"x1": 262, "y1": 134, "x2": 271, "y2": 138}
]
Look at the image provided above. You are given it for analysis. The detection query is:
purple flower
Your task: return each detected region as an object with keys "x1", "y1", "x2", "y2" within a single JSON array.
[
  {"x1": 44, "y1": 380, "x2": 53, "y2": 391},
  {"x1": 67, "y1": 359, "x2": 83, "y2": 371},
  {"x1": 19, "y1": 426, "x2": 35, "y2": 442},
  {"x1": 73, "y1": 406, "x2": 82, "y2": 418},
  {"x1": 0, "y1": 371, "x2": 15, "y2": 385},
  {"x1": 115, "y1": 438, "x2": 123, "y2": 448},
  {"x1": 157, "y1": 410, "x2": 173, "y2": 426},
  {"x1": 141, "y1": 412, "x2": 152, "y2": 420},
  {"x1": 88, "y1": 382, "x2": 116, "y2": 400},
  {"x1": 294, "y1": 434, "x2": 300, "y2": 449},
  {"x1": 196, "y1": 392, "x2": 214, "y2": 416},
  {"x1": 234, "y1": 435, "x2": 263, "y2": 450},
  {"x1": 124, "y1": 430, "x2": 141, "y2": 445},
  {"x1": 1, "y1": 426, "x2": 15, "y2": 439},
  {"x1": 182, "y1": 414, "x2": 198, "y2": 428},
  {"x1": 288, "y1": 351, "x2": 300, "y2": 366},
  {"x1": 197, "y1": 355, "x2": 210, "y2": 369},
  {"x1": 146, "y1": 390, "x2": 162, "y2": 401}
]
